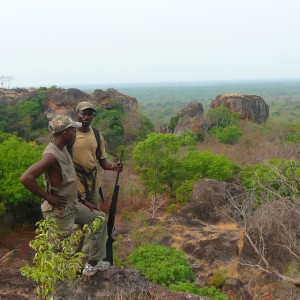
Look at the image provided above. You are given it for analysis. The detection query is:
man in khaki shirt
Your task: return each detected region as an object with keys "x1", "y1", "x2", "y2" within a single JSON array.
[{"x1": 72, "y1": 101, "x2": 123, "y2": 208}]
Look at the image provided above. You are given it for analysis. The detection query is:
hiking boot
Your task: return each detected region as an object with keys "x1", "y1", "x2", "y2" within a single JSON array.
[{"x1": 82, "y1": 260, "x2": 110, "y2": 276}]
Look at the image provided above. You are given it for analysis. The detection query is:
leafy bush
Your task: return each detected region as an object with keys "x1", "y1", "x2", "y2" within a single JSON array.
[
  {"x1": 133, "y1": 133, "x2": 196, "y2": 197},
  {"x1": 207, "y1": 106, "x2": 240, "y2": 128},
  {"x1": 93, "y1": 104, "x2": 125, "y2": 155},
  {"x1": 210, "y1": 125, "x2": 242, "y2": 144},
  {"x1": 180, "y1": 150, "x2": 240, "y2": 182},
  {"x1": 284, "y1": 261, "x2": 300, "y2": 277},
  {"x1": 239, "y1": 159, "x2": 300, "y2": 206},
  {"x1": 174, "y1": 179, "x2": 196, "y2": 204},
  {"x1": 20, "y1": 215, "x2": 104, "y2": 299},
  {"x1": 168, "y1": 114, "x2": 181, "y2": 132},
  {"x1": 209, "y1": 268, "x2": 228, "y2": 288},
  {"x1": 0, "y1": 134, "x2": 44, "y2": 223},
  {"x1": 127, "y1": 245, "x2": 195, "y2": 285},
  {"x1": 169, "y1": 282, "x2": 228, "y2": 300}
]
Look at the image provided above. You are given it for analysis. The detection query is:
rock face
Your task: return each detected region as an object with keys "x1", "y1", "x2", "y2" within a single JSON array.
[
  {"x1": 0, "y1": 87, "x2": 142, "y2": 137},
  {"x1": 94, "y1": 88, "x2": 138, "y2": 114},
  {"x1": 45, "y1": 88, "x2": 91, "y2": 118},
  {"x1": 172, "y1": 102, "x2": 204, "y2": 134},
  {"x1": 0, "y1": 266, "x2": 204, "y2": 300},
  {"x1": 0, "y1": 88, "x2": 37, "y2": 105},
  {"x1": 177, "y1": 179, "x2": 245, "y2": 225},
  {"x1": 97, "y1": 88, "x2": 141, "y2": 132},
  {"x1": 171, "y1": 179, "x2": 246, "y2": 268},
  {"x1": 210, "y1": 94, "x2": 269, "y2": 124},
  {"x1": 239, "y1": 198, "x2": 300, "y2": 273}
]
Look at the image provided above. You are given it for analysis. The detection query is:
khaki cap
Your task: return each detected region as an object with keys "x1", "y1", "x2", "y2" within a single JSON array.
[
  {"x1": 49, "y1": 115, "x2": 82, "y2": 133},
  {"x1": 76, "y1": 101, "x2": 96, "y2": 112}
]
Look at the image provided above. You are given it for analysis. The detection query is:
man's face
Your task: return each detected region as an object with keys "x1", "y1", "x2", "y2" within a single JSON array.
[
  {"x1": 77, "y1": 109, "x2": 94, "y2": 127},
  {"x1": 64, "y1": 127, "x2": 77, "y2": 145}
]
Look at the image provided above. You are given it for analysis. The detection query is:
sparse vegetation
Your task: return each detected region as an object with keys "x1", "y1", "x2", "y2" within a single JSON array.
[
  {"x1": 20, "y1": 215, "x2": 104, "y2": 299},
  {"x1": 127, "y1": 244, "x2": 195, "y2": 286},
  {"x1": 2, "y1": 82, "x2": 300, "y2": 299}
]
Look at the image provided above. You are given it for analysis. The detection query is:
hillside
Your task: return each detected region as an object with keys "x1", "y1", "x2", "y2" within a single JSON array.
[{"x1": 1, "y1": 83, "x2": 300, "y2": 299}]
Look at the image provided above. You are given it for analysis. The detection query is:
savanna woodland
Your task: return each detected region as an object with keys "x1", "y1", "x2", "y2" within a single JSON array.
[{"x1": 1, "y1": 81, "x2": 300, "y2": 300}]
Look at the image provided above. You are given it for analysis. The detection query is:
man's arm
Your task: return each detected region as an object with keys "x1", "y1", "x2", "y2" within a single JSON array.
[
  {"x1": 99, "y1": 157, "x2": 123, "y2": 172},
  {"x1": 20, "y1": 153, "x2": 67, "y2": 209}
]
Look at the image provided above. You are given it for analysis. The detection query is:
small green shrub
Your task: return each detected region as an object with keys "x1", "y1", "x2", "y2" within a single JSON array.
[
  {"x1": 284, "y1": 261, "x2": 300, "y2": 277},
  {"x1": 169, "y1": 282, "x2": 228, "y2": 300},
  {"x1": 20, "y1": 215, "x2": 104, "y2": 299},
  {"x1": 165, "y1": 203, "x2": 180, "y2": 213},
  {"x1": 239, "y1": 159, "x2": 300, "y2": 206},
  {"x1": 0, "y1": 202, "x2": 6, "y2": 216},
  {"x1": 113, "y1": 235, "x2": 126, "y2": 267},
  {"x1": 127, "y1": 245, "x2": 195, "y2": 285},
  {"x1": 209, "y1": 268, "x2": 228, "y2": 288},
  {"x1": 175, "y1": 179, "x2": 196, "y2": 204},
  {"x1": 210, "y1": 125, "x2": 242, "y2": 144}
]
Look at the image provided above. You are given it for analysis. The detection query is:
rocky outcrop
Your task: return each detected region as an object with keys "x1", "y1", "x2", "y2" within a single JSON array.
[
  {"x1": 239, "y1": 198, "x2": 300, "y2": 273},
  {"x1": 45, "y1": 87, "x2": 141, "y2": 131},
  {"x1": 0, "y1": 266, "x2": 205, "y2": 300},
  {"x1": 97, "y1": 88, "x2": 141, "y2": 132},
  {"x1": 210, "y1": 94, "x2": 269, "y2": 124},
  {"x1": 45, "y1": 88, "x2": 92, "y2": 118},
  {"x1": 176, "y1": 179, "x2": 245, "y2": 225},
  {"x1": 94, "y1": 88, "x2": 138, "y2": 115},
  {"x1": 170, "y1": 179, "x2": 246, "y2": 267},
  {"x1": 0, "y1": 87, "x2": 142, "y2": 136},
  {"x1": 172, "y1": 102, "x2": 204, "y2": 134},
  {"x1": 0, "y1": 88, "x2": 37, "y2": 105}
]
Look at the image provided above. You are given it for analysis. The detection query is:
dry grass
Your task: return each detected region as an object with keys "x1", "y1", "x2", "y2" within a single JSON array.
[{"x1": 213, "y1": 222, "x2": 238, "y2": 231}]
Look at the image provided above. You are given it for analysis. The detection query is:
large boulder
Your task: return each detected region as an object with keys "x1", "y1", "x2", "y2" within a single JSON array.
[
  {"x1": 172, "y1": 102, "x2": 204, "y2": 134},
  {"x1": 92, "y1": 88, "x2": 141, "y2": 133},
  {"x1": 45, "y1": 88, "x2": 91, "y2": 118},
  {"x1": 210, "y1": 94, "x2": 269, "y2": 124},
  {"x1": 176, "y1": 179, "x2": 245, "y2": 225},
  {"x1": 239, "y1": 198, "x2": 300, "y2": 273},
  {"x1": 0, "y1": 88, "x2": 37, "y2": 105}
]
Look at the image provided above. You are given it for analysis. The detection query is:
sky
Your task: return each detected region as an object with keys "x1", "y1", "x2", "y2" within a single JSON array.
[{"x1": 1, "y1": 0, "x2": 300, "y2": 88}]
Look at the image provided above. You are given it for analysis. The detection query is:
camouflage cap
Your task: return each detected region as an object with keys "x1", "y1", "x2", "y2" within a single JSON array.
[
  {"x1": 76, "y1": 101, "x2": 96, "y2": 112},
  {"x1": 49, "y1": 115, "x2": 82, "y2": 133}
]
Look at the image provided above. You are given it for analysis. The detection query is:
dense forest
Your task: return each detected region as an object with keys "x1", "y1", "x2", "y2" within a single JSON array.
[{"x1": 1, "y1": 81, "x2": 300, "y2": 299}]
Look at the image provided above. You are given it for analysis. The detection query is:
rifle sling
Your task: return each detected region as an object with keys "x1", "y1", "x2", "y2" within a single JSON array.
[{"x1": 74, "y1": 162, "x2": 97, "y2": 200}]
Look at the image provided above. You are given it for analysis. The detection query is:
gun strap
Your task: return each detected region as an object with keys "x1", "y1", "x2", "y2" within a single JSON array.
[{"x1": 74, "y1": 162, "x2": 97, "y2": 201}]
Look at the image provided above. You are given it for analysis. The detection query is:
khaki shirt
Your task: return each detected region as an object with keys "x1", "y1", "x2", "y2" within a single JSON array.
[{"x1": 72, "y1": 127, "x2": 106, "y2": 172}]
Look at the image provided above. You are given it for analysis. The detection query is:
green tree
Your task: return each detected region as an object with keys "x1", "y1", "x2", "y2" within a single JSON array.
[
  {"x1": 206, "y1": 106, "x2": 240, "y2": 128},
  {"x1": 180, "y1": 150, "x2": 239, "y2": 181},
  {"x1": 239, "y1": 158, "x2": 300, "y2": 206},
  {"x1": 0, "y1": 134, "x2": 44, "y2": 222},
  {"x1": 93, "y1": 103, "x2": 125, "y2": 155},
  {"x1": 133, "y1": 133, "x2": 196, "y2": 198},
  {"x1": 210, "y1": 125, "x2": 242, "y2": 144}
]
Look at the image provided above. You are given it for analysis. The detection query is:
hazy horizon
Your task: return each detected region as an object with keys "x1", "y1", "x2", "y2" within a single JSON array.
[{"x1": 2, "y1": 0, "x2": 300, "y2": 88}]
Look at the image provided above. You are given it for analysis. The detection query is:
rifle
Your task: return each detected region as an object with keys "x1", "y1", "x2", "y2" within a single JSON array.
[{"x1": 106, "y1": 149, "x2": 124, "y2": 265}]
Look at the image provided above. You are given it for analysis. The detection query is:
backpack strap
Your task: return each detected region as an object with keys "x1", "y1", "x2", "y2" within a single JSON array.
[
  {"x1": 92, "y1": 127, "x2": 105, "y2": 203},
  {"x1": 92, "y1": 127, "x2": 102, "y2": 163},
  {"x1": 67, "y1": 127, "x2": 101, "y2": 161}
]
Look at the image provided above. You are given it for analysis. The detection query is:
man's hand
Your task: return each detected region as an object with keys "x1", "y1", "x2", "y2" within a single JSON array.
[
  {"x1": 112, "y1": 162, "x2": 124, "y2": 172},
  {"x1": 82, "y1": 200, "x2": 99, "y2": 211},
  {"x1": 46, "y1": 194, "x2": 67, "y2": 209}
]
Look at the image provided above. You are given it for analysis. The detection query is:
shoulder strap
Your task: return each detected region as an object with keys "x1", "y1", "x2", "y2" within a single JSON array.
[
  {"x1": 66, "y1": 141, "x2": 74, "y2": 157},
  {"x1": 92, "y1": 127, "x2": 102, "y2": 162}
]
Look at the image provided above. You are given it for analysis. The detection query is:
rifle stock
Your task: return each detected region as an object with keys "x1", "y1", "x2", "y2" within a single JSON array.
[{"x1": 105, "y1": 150, "x2": 124, "y2": 265}]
